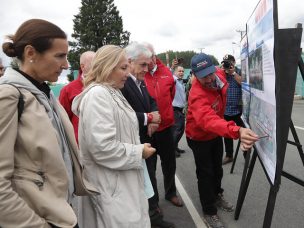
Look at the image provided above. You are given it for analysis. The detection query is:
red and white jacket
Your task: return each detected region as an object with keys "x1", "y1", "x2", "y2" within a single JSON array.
[
  {"x1": 144, "y1": 59, "x2": 175, "y2": 132},
  {"x1": 186, "y1": 68, "x2": 240, "y2": 141},
  {"x1": 59, "y1": 71, "x2": 83, "y2": 144}
]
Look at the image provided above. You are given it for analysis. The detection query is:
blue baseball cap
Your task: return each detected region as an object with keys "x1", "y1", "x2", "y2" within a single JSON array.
[{"x1": 191, "y1": 53, "x2": 216, "y2": 78}]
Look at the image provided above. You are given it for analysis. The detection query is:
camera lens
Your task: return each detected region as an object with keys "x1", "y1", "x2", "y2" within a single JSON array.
[{"x1": 223, "y1": 61, "x2": 231, "y2": 69}]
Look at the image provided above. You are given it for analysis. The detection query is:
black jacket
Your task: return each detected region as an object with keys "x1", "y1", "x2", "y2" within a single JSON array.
[{"x1": 121, "y1": 77, "x2": 158, "y2": 143}]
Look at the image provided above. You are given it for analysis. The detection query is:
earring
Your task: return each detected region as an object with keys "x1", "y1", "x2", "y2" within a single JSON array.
[{"x1": 30, "y1": 60, "x2": 33, "y2": 63}]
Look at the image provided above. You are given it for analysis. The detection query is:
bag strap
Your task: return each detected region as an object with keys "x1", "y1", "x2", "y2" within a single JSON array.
[{"x1": 2, "y1": 84, "x2": 24, "y2": 121}]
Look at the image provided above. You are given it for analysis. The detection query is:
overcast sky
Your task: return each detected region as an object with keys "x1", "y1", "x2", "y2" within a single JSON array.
[{"x1": 1, "y1": 0, "x2": 303, "y2": 68}]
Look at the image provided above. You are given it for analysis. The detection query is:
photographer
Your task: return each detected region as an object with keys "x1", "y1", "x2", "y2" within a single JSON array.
[{"x1": 221, "y1": 54, "x2": 246, "y2": 165}]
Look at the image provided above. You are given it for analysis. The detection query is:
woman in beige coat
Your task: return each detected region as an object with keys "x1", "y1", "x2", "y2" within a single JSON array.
[
  {"x1": 72, "y1": 45, "x2": 156, "y2": 228},
  {"x1": 0, "y1": 19, "x2": 96, "y2": 228}
]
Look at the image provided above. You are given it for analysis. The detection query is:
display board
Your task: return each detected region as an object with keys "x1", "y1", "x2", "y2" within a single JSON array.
[
  {"x1": 235, "y1": 0, "x2": 303, "y2": 226},
  {"x1": 240, "y1": 0, "x2": 276, "y2": 184}
]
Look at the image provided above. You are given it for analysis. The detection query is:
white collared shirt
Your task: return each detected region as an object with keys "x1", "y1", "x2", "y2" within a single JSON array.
[
  {"x1": 129, "y1": 74, "x2": 142, "y2": 93},
  {"x1": 150, "y1": 65, "x2": 157, "y2": 76},
  {"x1": 129, "y1": 73, "x2": 148, "y2": 125}
]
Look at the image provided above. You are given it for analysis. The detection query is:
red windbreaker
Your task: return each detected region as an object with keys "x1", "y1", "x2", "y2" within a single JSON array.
[
  {"x1": 186, "y1": 68, "x2": 240, "y2": 141},
  {"x1": 59, "y1": 72, "x2": 83, "y2": 144},
  {"x1": 144, "y1": 59, "x2": 175, "y2": 131}
]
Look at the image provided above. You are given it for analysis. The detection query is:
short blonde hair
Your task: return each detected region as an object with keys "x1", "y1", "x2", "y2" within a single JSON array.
[{"x1": 84, "y1": 45, "x2": 126, "y2": 87}]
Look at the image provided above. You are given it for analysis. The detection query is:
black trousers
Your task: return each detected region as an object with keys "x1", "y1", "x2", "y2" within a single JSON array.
[
  {"x1": 187, "y1": 136, "x2": 224, "y2": 215},
  {"x1": 172, "y1": 108, "x2": 185, "y2": 150},
  {"x1": 146, "y1": 126, "x2": 177, "y2": 209},
  {"x1": 223, "y1": 113, "x2": 245, "y2": 157}
]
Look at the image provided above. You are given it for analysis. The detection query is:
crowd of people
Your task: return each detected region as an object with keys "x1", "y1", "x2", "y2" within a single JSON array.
[{"x1": 0, "y1": 18, "x2": 259, "y2": 228}]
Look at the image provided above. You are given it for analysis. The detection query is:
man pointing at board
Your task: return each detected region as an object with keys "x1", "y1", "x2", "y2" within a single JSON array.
[{"x1": 186, "y1": 53, "x2": 259, "y2": 228}]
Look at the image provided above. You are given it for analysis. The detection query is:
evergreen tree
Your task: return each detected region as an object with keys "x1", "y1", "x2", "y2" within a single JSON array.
[
  {"x1": 157, "y1": 51, "x2": 219, "y2": 68},
  {"x1": 68, "y1": 0, "x2": 130, "y2": 70},
  {"x1": 67, "y1": 72, "x2": 75, "y2": 82}
]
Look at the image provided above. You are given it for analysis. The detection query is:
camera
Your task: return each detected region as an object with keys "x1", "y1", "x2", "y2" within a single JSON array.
[
  {"x1": 222, "y1": 60, "x2": 233, "y2": 70},
  {"x1": 177, "y1": 58, "x2": 184, "y2": 64}
]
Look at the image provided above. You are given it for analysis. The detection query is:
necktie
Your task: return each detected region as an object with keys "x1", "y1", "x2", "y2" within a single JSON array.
[{"x1": 136, "y1": 80, "x2": 143, "y2": 95}]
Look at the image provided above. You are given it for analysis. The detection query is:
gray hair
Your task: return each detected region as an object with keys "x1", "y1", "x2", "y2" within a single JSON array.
[
  {"x1": 141, "y1": 42, "x2": 155, "y2": 55},
  {"x1": 125, "y1": 42, "x2": 152, "y2": 61}
]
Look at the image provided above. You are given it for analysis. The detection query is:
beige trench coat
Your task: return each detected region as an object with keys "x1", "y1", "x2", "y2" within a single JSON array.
[
  {"x1": 73, "y1": 85, "x2": 150, "y2": 228},
  {"x1": 0, "y1": 82, "x2": 97, "y2": 228}
]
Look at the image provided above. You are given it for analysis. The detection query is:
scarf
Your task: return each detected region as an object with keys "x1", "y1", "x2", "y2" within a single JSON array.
[{"x1": 0, "y1": 68, "x2": 74, "y2": 203}]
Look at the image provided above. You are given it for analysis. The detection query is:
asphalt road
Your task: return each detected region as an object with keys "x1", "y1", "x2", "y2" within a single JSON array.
[{"x1": 156, "y1": 99, "x2": 304, "y2": 228}]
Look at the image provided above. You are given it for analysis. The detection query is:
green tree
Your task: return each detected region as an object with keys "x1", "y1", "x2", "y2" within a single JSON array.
[
  {"x1": 68, "y1": 0, "x2": 130, "y2": 70},
  {"x1": 67, "y1": 72, "x2": 75, "y2": 82},
  {"x1": 209, "y1": 55, "x2": 219, "y2": 66},
  {"x1": 157, "y1": 50, "x2": 197, "y2": 68},
  {"x1": 157, "y1": 51, "x2": 219, "y2": 68}
]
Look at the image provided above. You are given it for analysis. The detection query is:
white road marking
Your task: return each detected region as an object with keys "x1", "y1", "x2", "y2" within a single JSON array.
[
  {"x1": 175, "y1": 175, "x2": 207, "y2": 228},
  {"x1": 295, "y1": 125, "x2": 304, "y2": 131}
]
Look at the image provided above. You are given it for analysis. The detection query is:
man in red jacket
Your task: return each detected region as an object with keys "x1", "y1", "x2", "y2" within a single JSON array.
[
  {"x1": 186, "y1": 53, "x2": 258, "y2": 228},
  {"x1": 143, "y1": 42, "x2": 183, "y2": 208},
  {"x1": 59, "y1": 51, "x2": 95, "y2": 143}
]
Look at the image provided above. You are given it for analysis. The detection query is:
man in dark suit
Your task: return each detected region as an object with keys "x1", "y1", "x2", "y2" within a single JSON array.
[
  {"x1": 142, "y1": 42, "x2": 183, "y2": 209},
  {"x1": 121, "y1": 42, "x2": 175, "y2": 228}
]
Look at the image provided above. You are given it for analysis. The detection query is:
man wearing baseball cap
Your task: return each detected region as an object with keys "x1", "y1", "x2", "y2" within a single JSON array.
[{"x1": 185, "y1": 53, "x2": 258, "y2": 228}]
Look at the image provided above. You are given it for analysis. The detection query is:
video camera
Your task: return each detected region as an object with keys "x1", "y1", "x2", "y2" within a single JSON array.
[
  {"x1": 222, "y1": 54, "x2": 235, "y2": 70},
  {"x1": 222, "y1": 60, "x2": 233, "y2": 70}
]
